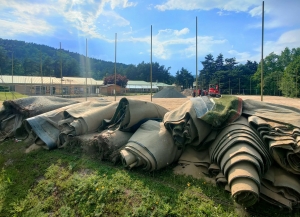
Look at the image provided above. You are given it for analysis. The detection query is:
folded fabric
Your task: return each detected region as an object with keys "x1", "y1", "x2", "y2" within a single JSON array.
[
  {"x1": 164, "y1": 96, "x2": 242, "y2": 150},
  {"x1": 0, "y1": 96, "x2": 79, "y2": 141},
  {"x1": 208, "y1": 116, "x2": 272, "y2": 207},
  {"x1": 59, "y1": 101, "x2": 118, "y2": 144},
  {"x1": 163, "y1": 98, "x2": 212, "y2": 149},
  {"x1": 173, "y1": 146, "x2": 215, "y2": 183},
  {"x1": 248, "y1": 115, "x2": 300, "y2": 175},
  {"x1": 20, "y1": 100, "x2": 115, "y2": 149},
  {"x1": 209, "y1": 116, "x2": 272, "y2": 174},
  {"x1": 101, "y1": 98, "x2": 168, "y2": 132},
  {"x1": 260, "y1": 164, "x2": 300, "y2": 211},
  {"x1": 120, "y1": 120, "x2": 182, "y2": 171},
  {"x1": 243, "y1": 99, "x2": 300, "y2": 128}
]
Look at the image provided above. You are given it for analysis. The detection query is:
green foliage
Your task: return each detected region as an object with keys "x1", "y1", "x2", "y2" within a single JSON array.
[
  {"x1": 0, "y1": 138, "x2": 298, "y2": 217},
  {"x1": 175, "y1": 67, "x2": 194, "y2": 89},
  {"x1": 280, "y1": 55, "x2": 300, "y2": 97},
  {"x1": 199, "y1": 53, "x2": 256, "y2": 94},
  {"x1": 199, "y1": 47, "x2": 300, "y2": 97},
  {"x1": 0, "y1": 92, "x2": 27, "y2": 101},
  {"x1": 251, "y1": 47, "x2": 300, "y2": 97},
  {"x1": 0, "y1": 39, "x2": 174, "y2": 84}
]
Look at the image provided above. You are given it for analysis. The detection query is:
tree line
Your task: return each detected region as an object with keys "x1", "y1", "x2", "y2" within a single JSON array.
[
  {"x1": 179, "y1": 47, "x2": 300, "y2": 98},
  {"x1": 0, "y1": 38, "x2": 299, "y2": 97},
  {"x1": 0, "y1": 39, "x2": 173, "y2": 84}
]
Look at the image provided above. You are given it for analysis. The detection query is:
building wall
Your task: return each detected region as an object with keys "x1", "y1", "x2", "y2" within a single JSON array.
[
  {"x1": 100, "y1": 85, "x2": 122, "y2": 95},
  {"x1": 6, "y1": 83, "x2": 122, "y2": 96}
]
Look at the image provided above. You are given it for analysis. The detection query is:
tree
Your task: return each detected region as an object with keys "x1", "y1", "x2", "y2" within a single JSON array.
[
  {"x1": 280, "y1": 55, "x2": 300, "y2": 97},
  {"x1": 215, "y1": 53, "x2": 224, "y2": 71},
  {"x1": 103, "y1": 74, "x2": 128, "y2": 87},
  {"x1": 224, "y1": 57, "x2": 238, "y2": 71},
  {"x1": 200, "y1": 54, "x2": 215, "y2": 85},
  {"x1": 124, "y1": 64, "x2": 138, "y2": 80},
  {"x1": 253, "y1": 52, "x2": 282, "y2": 93},
  {"x1": 175, "y1": 67, "x2": 194, "y2": 89},
  {"x1": 0, "y1": 46, "x2": 7, "y2": 74}
]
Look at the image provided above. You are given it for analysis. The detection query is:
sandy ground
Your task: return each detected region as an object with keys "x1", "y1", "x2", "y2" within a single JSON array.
[{"x1": 74, "y1": 95, "x2": 300, "y2": 111}]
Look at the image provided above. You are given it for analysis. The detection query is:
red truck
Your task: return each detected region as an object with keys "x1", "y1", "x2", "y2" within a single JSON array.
[{"x1": 208, "y1": 84, "x2": 221, "y2": 97}]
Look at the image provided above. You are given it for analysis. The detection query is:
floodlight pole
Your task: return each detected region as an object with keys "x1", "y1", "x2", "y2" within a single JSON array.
[
  {"x1": 296, "y1": 69, "x2": 298, "y2": 97},
  {"x1": 115, "y1": 33, "x2": 117, "y2": 101},
  {"x1": 86, "y1": 38, "x2": 88, "y2": 101},
  {"x1": 261, "y1": 1, "x2": 264, "y2": 101},
  {"x1": 60, "y1": 42, "x2": 63, "y2": 97},
  {"x1": 40, "y1": 51, "x2": 43, "y2": 94},
  {"x1": 11, "y1": 52, "x2": 13, "y2": 92},
  {"x1": 150, "y1": 25, "x2": 153, "y2": 102},
  {"x1": 196, "y1": 16, "x2": 198, "y2": 94}
]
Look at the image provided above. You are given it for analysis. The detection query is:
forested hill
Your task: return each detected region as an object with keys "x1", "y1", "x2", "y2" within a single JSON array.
[
  {"x1": 0, "y1": 38, "x2": 132, "y2": 80},
  {"x1": 1, "y1": 38, "x2": 300, "y2": 96}
]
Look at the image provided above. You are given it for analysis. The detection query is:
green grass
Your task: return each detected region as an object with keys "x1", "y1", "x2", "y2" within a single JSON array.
[
  {"x1": 0, "y1": 92, "x2": 27, "y2": 101},
  {"x1": 0, "y1": 140, "x2": 299, "y2": 217}
]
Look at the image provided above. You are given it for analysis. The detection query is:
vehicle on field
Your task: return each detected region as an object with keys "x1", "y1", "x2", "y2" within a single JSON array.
[{"x1": 208, "y1": 84, "x2": 221, "y2": 97}]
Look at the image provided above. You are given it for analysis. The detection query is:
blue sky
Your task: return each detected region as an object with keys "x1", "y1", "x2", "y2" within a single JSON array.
[{"x1": 0, "y1": 0, "x2": 300, "y2": 76}]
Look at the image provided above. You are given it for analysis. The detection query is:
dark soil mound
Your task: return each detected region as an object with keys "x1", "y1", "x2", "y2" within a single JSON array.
[{"x1": 153, "y1": 87, "x2": 186, "y2": 98}]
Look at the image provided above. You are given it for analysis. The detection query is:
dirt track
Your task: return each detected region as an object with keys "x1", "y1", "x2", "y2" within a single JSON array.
[{"x1": 76, "y1": 95, "x2": 300, "y2": 111}]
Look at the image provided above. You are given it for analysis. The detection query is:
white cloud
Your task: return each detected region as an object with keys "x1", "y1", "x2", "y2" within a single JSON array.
[
  {"x1": 264, "y1": 29, "x2": 300, "y2": 56},
  {"x1": 229, "y1": 28, "x2": 300, "y2": 63},
  {"x1": 155, "y1": 0, "x2": 300, "y2": 29},
  {"x1": 110, "y1": 0, "x2": 138, "y2": 9},
  {"x1": 127, "y1": 28, "x2": 226, "y2": 60},
  {"x1": 217, "y1": 10, "x2": 231, "y2": 16},
  {"x1": 228, "y1": 50, "x2": 256, "y2": 63},
  {"x1": 0, "y1": 0, "x2": 136, "y2": 40},
  {"x1": 174, "y1": 28, "x2": 189, "y2": 36},
  {"x1": 182, "y1": 36, "x2": 227, "y2": 58},
  {"x1": 248, "y1": 0, "x2": 300, "y2": 29},
  {"x1": 0, "y1": 19, "x2": 54, "y2": 37},
  {"x1": 102, "y1": 11, "x2": 130, "y2": 27},
  {"x1": 249, "y1": 5, "x2": 262, "y2": 17},
  {"x1": 0, "y1": 1, "x2": 55, "y2": 37},
  {"x1": 155, "y1": 0, "x2": 260, "y2": 12}
]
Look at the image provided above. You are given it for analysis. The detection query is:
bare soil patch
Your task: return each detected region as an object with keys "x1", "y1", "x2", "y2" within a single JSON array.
[{"x1": 75, "y1": 95, "x2": 300, "y2": 111}]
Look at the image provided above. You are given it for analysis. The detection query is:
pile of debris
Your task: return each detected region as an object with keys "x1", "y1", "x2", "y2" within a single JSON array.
[
  {"x1": 153, "y1": 87, "x2": 186, "y2": 98},
  {"x1": 1, "y1": 95, "x2": 300, "y2": 211},
  {"x1": 181, "y1": 88, "x2": 193, "y2": 96}
]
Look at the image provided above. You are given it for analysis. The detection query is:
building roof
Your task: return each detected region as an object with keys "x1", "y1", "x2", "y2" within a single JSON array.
[
  {"x1": 0, "y1": 76, "x2": 170, "y2": 88},
  {"x1": 126, "y1": 84, "x2": 158, "y2": 89},
  {"x1": 0, "y1": 75, "x2": 62, "y2": 84},
  {"x1": 156, "y1": 82, "x2": 174, "y2": 87},
  {"x1": 127, "y1": 80, "x2": 150, "y2": 85},
  {"x1": 62, "y1": 77, "x2": 99, "y2": 85},
  {"x1": 0, "y1": 75, "x2": 100, "y2": 85}
]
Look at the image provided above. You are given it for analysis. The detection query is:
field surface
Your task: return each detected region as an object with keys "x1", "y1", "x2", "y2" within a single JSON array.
[{"x1": 74, "y1": 95, "x2": 300, "y2": 111}]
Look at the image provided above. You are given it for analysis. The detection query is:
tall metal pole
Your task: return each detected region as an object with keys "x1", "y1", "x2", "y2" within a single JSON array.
[
  {"x1": 86, "y1": 38, "x2": 88, "y2": 101},
  {"x1": 11, "y1": 52, "x2": 13, "y2": 92},
  {"x1": 296, "y1": 69, "x2": 298, "y2": 97},
  {"x1": 150, "y1": 25, "x2": 153, "y2": 102},
  {"x1": 40, "y1": 51, "x2": 43, "y2": 94},
  {"x1": 261, "y1": 1, "x2": 264, "y2": 101},
  {"x1": 250, "y1": 76, "x2": 252, "y2": 95},
  {"x1": 196, "y1": 16, "x2": 198, "y2": 94},
  {"x1": 114, "y1": 33, "x2": 117, "y2": 101},
  {"x1": 60, "y1": 42, "x2": 63, "y2": 97}
]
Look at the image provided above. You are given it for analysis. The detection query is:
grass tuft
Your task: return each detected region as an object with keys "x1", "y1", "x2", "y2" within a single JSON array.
[{"x1": 0, "y1": 139, "x2": 299, "y2": 216}]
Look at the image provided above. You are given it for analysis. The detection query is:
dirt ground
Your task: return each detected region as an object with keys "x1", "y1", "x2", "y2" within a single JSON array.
[{"x1": 76, "y1": 95, "x2": 300, "y2": 111}]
